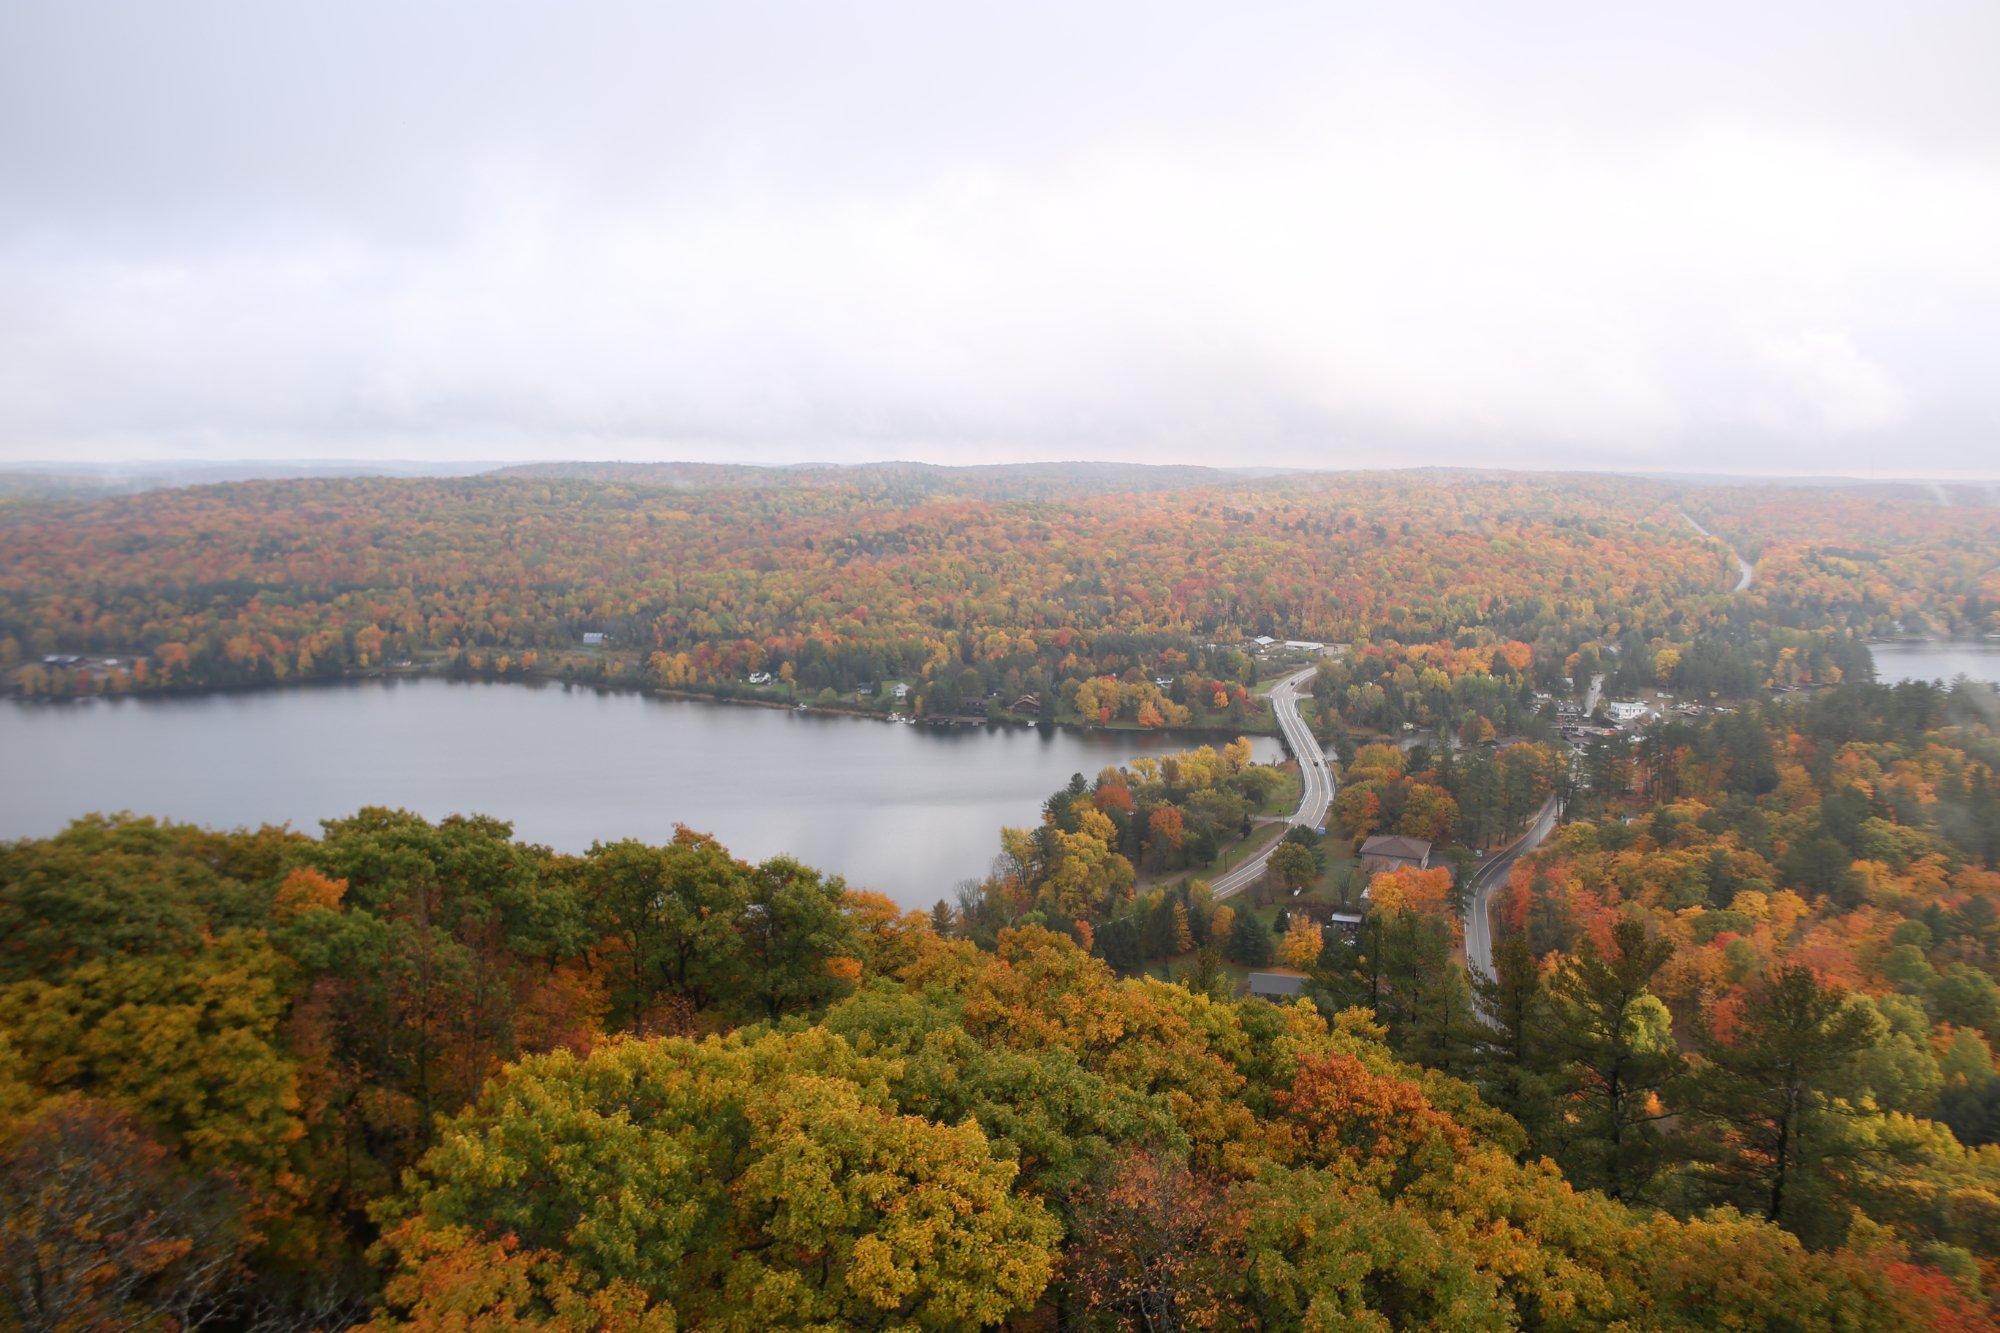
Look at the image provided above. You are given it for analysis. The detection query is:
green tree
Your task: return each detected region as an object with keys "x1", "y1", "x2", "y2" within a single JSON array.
[
  {"x1": 737, "y1": 856, "x2": 859, "y2": 1019},
  {"x1": 1269, "y1": 841, "x2": 1319, "y2": 895},
  {"x1": 1542, "y1": 919, "x2": 1682, "y2": 1201},
  {"x1": 1689, "y1": 964, "x2": 1878, "y2": 1239},
  {"x1": 1371, "y1": 910, "x2": 1475, "y2": 1072},
  {"x1": 1471, "y1": 933, "x2": 1555, "y2": 1140},
  {"x1": 1224, "y1": 910, "x2": 1274, "y2": 967},
  {"x1": 582, "y1": 831, "x2": 750, "y2": 1024}
]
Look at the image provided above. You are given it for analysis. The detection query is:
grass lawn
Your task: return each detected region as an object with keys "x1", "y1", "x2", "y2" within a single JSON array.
[
  {"x1": 1258, "y1": 765, "x2": 1303, "y2": 816},
  {"x1": 1208, "y1": 821, "x2": 1287, "y2": 878},
  {"x1": 1241, "y1": 837, "x2": 1360, "y2": 931}
]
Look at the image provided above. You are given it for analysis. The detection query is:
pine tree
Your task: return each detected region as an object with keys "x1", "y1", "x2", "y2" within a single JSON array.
[
  {"x1": 1689, "y1": 964, "x2": 1876, "y2": 1239},
  {"x1": 1225, "y1": 911, "x2": 1274, "y2": 967},
  {"x1": 1542, "y1": 919, "x2": 1682, "y2": 1201},
  {"x1": 1471, "y1": 933, "x2": 1555, "y2": 1141}
]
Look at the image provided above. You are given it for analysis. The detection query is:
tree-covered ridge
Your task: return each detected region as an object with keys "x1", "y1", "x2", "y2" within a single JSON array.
[
  {"x1": 0, "y1": 808, "x2": 1975, "y2": 1328},
  {"x1": 0, "y1": 470, "x2": 1729, "y2": 700},
  {"x1": 1684, "y1": 484, "x2": 2000, "y2": 639}
]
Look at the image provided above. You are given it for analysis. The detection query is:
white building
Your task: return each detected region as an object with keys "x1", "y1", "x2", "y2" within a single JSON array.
[{"x1": 1608, "y1": 700, "x2": 1647, "y2": 723}]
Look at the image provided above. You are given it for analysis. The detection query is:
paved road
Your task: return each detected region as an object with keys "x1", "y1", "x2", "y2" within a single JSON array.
[
  {"x1": 1583, "y1": 672, "x2": 1605, "y2": 716},
  {"x1": 1213, "y1": 667, "x2": 1333, "y2": 899},
  {"x1": 1679, "y1": 509, "x2": 1755, "y2": 592},
  {"x1": 1462, "y1": 794, "x2": 1559, "y2": 981}
]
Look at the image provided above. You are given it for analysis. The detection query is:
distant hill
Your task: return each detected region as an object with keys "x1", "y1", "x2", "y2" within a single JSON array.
[
  {"x1": 0, "y1": 459, "x2": 501, "y2": 499},
  {"x1": 490, "y1": 458, "x2": 1291, "y2": 501}
]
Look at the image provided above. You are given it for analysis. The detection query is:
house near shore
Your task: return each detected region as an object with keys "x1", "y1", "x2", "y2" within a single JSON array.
[{"x1": 1358, "y1": 833, "x2": 1433, "y2": 875}]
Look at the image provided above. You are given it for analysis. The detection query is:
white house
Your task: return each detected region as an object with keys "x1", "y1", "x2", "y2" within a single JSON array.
[
  {"x1": 581, "y1": 631, "x2": 606, "y2": 646},
  {"x1": 1608, "y1": 700, "x2": 1647, "y2": 723},
  {"x1": 748, "y1": 671, "x2": 773, "y2": 685}
]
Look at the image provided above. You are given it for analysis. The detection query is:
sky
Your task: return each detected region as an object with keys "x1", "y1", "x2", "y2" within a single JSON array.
[{"x1": 2, "y1": 1, "x2": 1997, "y2": 476}]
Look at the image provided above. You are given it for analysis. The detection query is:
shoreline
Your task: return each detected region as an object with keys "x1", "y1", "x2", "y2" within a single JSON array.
[
  {"x1": 3, "y1": 665, "x2": 1282, "y2": 740},
  {"x1": 1865, "y1": 635, "x2": 2000, "y2": 646}
]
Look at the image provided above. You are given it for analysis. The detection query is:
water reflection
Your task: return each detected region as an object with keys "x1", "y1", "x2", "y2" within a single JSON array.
[{"x1": 0, "y1": 677, "x2": 1279, "y2": 909}]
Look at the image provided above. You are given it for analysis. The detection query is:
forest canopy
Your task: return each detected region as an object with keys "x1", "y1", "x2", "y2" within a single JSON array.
[{"x1": 0, "y1": 805, "x2": 1983, "y2": 1328}]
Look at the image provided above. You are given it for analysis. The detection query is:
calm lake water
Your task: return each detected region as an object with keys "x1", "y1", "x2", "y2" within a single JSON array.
[
  {"x1": 0, "y1": 678, "x2": 1279, "y2": 908},
  {"x1": 1870, "y1": 641, "x2": 2000, "y2": 686}
]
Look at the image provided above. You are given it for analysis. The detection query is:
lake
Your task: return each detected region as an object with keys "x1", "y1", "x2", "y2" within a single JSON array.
[
  {"x1": 1869, "y1": 641, "x2": 2000, "y2": 686},
  {"x1": 0, "y1": 678, "x2": 1280, "y2": 909}
]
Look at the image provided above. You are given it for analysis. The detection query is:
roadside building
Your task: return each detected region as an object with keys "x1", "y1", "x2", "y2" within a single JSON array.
[{"x1": 1358, "y1": 833, "x2": 1433, "y2": 875}]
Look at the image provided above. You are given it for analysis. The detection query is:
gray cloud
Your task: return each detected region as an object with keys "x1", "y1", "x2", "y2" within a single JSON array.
[{"x1": 3, "y1": 1, "x2": 1998, "y2": 474}]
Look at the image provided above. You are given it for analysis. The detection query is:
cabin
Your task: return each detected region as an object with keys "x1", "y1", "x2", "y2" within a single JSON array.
[
  {"x1": 1359, "y1": 833, "x2": 1433, "y2": 875},
  {"x1": 1246, "y1": 971, "x2": 1308, "y2": 1001}
]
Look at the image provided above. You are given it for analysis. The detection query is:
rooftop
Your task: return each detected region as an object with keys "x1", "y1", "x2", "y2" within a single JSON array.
[{"x1": 1359, "y1": 833, "x2": 1433, "y2": 861}]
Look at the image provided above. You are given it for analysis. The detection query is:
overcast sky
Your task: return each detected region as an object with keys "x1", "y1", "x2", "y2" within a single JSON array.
[{"x1": 3, "y1": 2, "x2": 1997, "y2": 475}]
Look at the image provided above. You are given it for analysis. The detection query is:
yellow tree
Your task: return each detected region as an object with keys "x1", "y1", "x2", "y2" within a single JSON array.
[{"x1": 1279, "y1": 917, "x2": 1324, "y2": 970}]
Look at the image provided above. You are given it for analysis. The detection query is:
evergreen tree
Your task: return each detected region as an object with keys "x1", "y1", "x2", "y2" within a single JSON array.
[
  {"x1": 1542, "y1": 919, "x2": 1682, "y2": 1202},
  {"x1": 1689, "y1": 964, "x2": 1877, "y2": 1241},
  {"x1": 1224, "y1": 910, "x2": 1274, "y2": 967},
  {"x1": 1143, "y1": 894, "x2": 1182, "y2": 959},
  {"x1": 1372, "y1": 910, "x2": 1475, "y2": 1072},
  {"x1": 1471, "y1": 933, "x2": 1555, "y2": 1141}
]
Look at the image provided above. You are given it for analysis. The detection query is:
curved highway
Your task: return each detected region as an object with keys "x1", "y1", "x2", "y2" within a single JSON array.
[
  {"x1": 1462, "y1": 794, "x2": 1559, "y2": 981},
  {"x1": 1213, "y1": 667, "x2": 1333, "y2": 899},
  {"x1": 1679, "y1": 509, "x2": 1755, "y2": 592}
]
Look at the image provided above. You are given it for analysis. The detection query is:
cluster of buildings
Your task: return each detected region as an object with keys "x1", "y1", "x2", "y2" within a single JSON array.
[
  {"x1": 32, "y1": 653, "x2": 137, "y2": 684},
  {"x1": 1248, "y1": 636, "x2": 1330, "y2": 656},
  {"x1": 1545, "y1": 690, "x2": 1655, "y2": 746}
]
